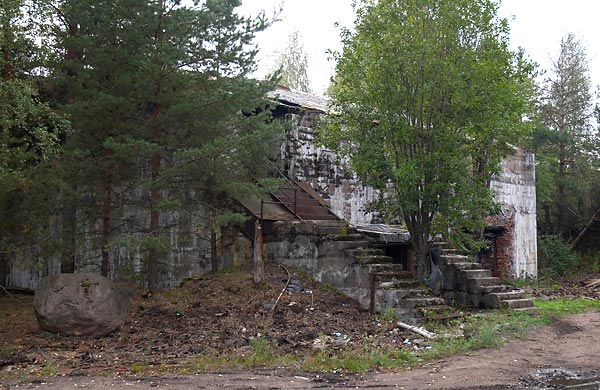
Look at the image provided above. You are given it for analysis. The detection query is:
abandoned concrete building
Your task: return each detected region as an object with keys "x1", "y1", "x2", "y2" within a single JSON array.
[{"x1": 2, "y1": 85, "x2": 538, "y2": 315}]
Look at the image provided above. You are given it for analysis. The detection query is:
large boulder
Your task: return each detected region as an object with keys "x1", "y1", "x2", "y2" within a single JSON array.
[{"x1": 34, "y1": 273, "x2": 132, "y2": 337}]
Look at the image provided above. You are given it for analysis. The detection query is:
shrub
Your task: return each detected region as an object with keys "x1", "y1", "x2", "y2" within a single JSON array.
[{"x1": 538, "y1": 234, "x2": 580, "y2": 276}]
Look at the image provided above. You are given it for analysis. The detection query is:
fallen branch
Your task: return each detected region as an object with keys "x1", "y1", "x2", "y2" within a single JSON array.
[
  {"x1": 397, "y1": 321, "x2": 436, "y2": 339},
  {"x1": 0, "y1": 284, "x2": 26, "y2": 305},
  {"x1": 585, "y1": 279, "x2": 600, "y2": 288},
  {"x1": 271, "y1": 264, "x2": 291, "y2": 313}
]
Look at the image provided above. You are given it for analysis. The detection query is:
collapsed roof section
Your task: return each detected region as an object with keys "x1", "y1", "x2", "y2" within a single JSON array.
[{"x1": 266, "y1": 85, "x2": 328, "y2": 113}]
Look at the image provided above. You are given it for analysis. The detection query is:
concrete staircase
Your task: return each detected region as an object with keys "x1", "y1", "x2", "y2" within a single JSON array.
[
  {"x1": 265, "y1": 220, "x2": 446, "y2": 322},
  {"x1": 436, "y1": 243, "x2": 534, "y2": 310},
  {"x1": 344, "y1": 246, "x2": 445, "y2": 320}
]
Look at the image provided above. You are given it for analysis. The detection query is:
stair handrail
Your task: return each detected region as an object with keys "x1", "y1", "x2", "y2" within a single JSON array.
[{"x1": 264, "y1": 159, "x2": 298, "y2": 216}]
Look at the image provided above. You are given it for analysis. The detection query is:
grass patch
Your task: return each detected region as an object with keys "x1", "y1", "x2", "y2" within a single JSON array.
[
  {"x1": 192, "y1": 300, "x2": 600, "y2": 373},
  {"x1": 39, "y1": 364, "x2": 59, "y2": 377},
  {"x1": 534, "y1": 298, "x2": 600, "y2": 318},
  {"x1": 420, "y1": 309, "x2": 546, "y2": 361},
  {"x1": 302, "y1": 345, "x2": 415, "y2": 373},
  {"x1": 191, "y1": 338, "x2": 298, "y2": 372}
]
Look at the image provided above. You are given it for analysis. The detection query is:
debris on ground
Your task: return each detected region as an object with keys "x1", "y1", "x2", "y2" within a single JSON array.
[{"x1": 0, "y1": 262, "x2": 417, "y2": 377}]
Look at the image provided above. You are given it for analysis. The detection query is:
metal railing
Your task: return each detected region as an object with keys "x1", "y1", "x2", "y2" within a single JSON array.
[{"x1": 260, "y1": 160, "x2": 300, "y2": 225}]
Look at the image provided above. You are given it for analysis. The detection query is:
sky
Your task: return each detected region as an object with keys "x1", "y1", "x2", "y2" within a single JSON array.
[{"x1": 236, "y1": 0, "x2": 600, "y2": 96}]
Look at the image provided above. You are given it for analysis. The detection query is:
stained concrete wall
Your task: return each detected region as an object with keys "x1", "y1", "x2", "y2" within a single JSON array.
[
  {"x1": 489, "y1": 148, "x2": 538, "y2": 278},
  {"x1": 2, "y1": 198, "x2": 251, "y2": 290},
  {"x1": 276, "y1": 100, "x2": 537, "y2": 279},
  {"x1": 263, "y1": 220, "x2": 374, "y2": 308},
  {"x1": 277, "y1": 110, "x2": 378, "y2": 225}
]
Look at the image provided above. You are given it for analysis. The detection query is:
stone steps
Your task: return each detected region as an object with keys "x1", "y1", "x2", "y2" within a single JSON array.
[
  {"x1": 465, "y1": 276, "x2": 502, "y2": 293},
  {"x1": 379, "y1": 279, "x2": 422, "y2": 289},
  {"x1": 345, "y1": 248, "x2": 386, "y2": 257},
  {"x1": 451, "y1": 262, "x2": 484, "y2": 270},
  {"x1": 436, "y1": 241, "x2": 535, "y2": 310},
  {"x1": 441, "y1": 254, "x2": 471, "y2": 264},
  {"x1": 479, "y1": 284, "x2": 513, "y2": 294},
  {"x1": 501, "y1": 298, "x2": 535, "y2": 309},
  {"x1": 483, "y1": 289, "x2": 532, "y2": 308},
  {"x1": 400, "y1": 297, "x2": 447, "y2": 309},
  {"x1": 461, "y1": 269, "x2": 492, "y2": 279}
]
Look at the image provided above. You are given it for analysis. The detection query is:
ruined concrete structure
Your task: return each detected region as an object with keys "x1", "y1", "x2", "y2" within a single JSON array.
[
  {"x1": 269, "y1": 87, "x2": 378, "y2": 225},
  {"x1": 269, "y1": 85, "x2": 537, "y2": 279},
  {"x1": 1, "y1": 86, "x2": 537, "y2": 292},
  {"x1": 485, "y1": 148, "x2": 538, "y2": 278}
]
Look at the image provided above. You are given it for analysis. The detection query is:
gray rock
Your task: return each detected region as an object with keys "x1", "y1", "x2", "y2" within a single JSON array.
[{"x1": 34, "y1": 273, "x2": 131, "y2": 337}]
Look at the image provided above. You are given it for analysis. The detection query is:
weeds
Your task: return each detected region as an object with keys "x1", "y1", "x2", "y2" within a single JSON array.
[
  {"x1": 535, "y1": 298, "x2": 600, "y2": 318},
  {"x1": 301, "y1": 344, "x2": 415, "y2": 373},
  {"x1": 39, "y1": 364, "x2": 59, "y2": 377},
  {"x1": 320, "y1": 283, "x2": 343, "y2": 295}
]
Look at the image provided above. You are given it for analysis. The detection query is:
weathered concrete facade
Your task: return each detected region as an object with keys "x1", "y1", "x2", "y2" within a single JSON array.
[
  {"x1": 272, "y1": 87, "x2": 378, "y2": 225},
  {"x1": 486, "y1": 148, "x2": 538, "y2": 278},
  {"x1": 271, "y1": 87, "x2": 537, "y2": 279},
  {"x1": 2, "y1": 198, "x2": 251, "y2": 290},
  {"x1": 2, "y1": 87, "x2": 537, "y2": 291}
]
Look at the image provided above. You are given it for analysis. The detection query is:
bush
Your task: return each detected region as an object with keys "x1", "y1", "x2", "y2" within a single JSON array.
[{"x1": 538, "y1": 234, "x2": 580, "y2": 276}]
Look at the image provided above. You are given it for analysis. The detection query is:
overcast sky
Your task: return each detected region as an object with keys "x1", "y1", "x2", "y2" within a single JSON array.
[{"x1": 236, "y1": 0, "x2": 600, "y2": 96}]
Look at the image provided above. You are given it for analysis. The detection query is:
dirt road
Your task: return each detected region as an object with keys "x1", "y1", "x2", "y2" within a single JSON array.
[{"x1": 3, "y1": 311, "x2": 599, "y2": 390}]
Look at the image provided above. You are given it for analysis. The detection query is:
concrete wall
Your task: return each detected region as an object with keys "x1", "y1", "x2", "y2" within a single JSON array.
[
  {"x1": 489, "y1": 148, "x2": 538, "y2": 278},
  {"x1": 264, "y1": 220, "x2": 374, "y2": 308},
  {"x1": 3, "y1": 197, "x2": 252, "y2": 290},
  {"x1": 277, "y1": 110, "x2": 378, "y2": 225},
  {"x1": 276, "y1": 102, "x2": 537, "y2": 279}
]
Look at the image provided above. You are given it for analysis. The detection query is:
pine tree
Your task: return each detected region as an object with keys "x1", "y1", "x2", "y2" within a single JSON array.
[
  {"x1": 54, "y1": 0, "x2": 280, "y2": 291},
  {"x1": 0, "y1": 0, "x2": 67, "y2": 279},
  {"x1": 536, "y1": 33, "x2": 595, "y2": 239}
]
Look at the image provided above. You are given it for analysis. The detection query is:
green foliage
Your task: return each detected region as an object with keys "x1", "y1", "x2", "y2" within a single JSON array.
[
  {"x1": 302, "y1": 343, "x2": 415, "y2": 372},
  {"x1": 0, "y1": 1, "x2": 68, "y2": 259},
  {"x1": 46, "y1": 0, "x2": 282, "y2": 284},
  {"x1": 271, "y1": 30, "x2": 312, "y2": 93},
  {"x1": 537, "y1": 234, "x2": 580, "y2": 276},
  {"x1": 532, "y1": 33, "x2": 597, "y2": 239},
  {"x1": 321, "y1": 0, "x2": 534, "y2": 277},
  {"x1": 534, "y1": 298, "x2": 600, "y2": 316}
]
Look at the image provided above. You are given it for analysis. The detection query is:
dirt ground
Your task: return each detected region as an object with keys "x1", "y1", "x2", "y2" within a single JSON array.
[
  {"x1": 1, "y1": 310, "x2": 599, "y2": 389},
  {"x1": 1, "y1": 264, "x2": 600, "y2": 389}
]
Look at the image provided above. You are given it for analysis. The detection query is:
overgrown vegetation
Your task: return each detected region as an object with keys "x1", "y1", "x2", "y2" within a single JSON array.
[
  {"x1": 321, "y1": 0, "x2": 535, "y2": 280},
  {"x1": 538, "y1": 234, "x2": 581, "y2": 276},
  {"x1": 2, "y1": 270, "x2": 600, "y2": 378}
]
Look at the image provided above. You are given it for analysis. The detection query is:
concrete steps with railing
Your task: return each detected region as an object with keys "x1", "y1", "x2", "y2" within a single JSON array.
[{"x1": 343, "y1": 247, "x2": 445, "y2": 321}]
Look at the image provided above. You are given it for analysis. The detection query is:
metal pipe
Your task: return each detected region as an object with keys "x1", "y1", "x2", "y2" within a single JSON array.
[
  {"x1": 369, "y1": 272, "x2": 376, "y2": 314},
  {"x1": 293, "y1": 188, "x2": 297, "y2": 215},
  {"x1": 260, "y1": 199, "x2": 264, "y2": 227}
]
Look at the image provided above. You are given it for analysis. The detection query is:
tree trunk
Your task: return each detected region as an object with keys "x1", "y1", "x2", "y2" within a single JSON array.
[
  {"x1": 61, "y1": 20, "x2": 81, "y2": 274},
  {"x1": 558, "y1": 138, "x2": 567, "y2": 235},
  {"x1": 405, "y1": 215, "x2": 430, "y2": 281},
  {"x1": 148, "y1": 151, "x2": 161, "y2": 293},
  {"x1": 210, "y1": 230, "x2": 218, "y2": 273},
  {"x1": 210, "y1": 190, "x2": 218, "y2": 273},
  {"x1": 61, "y1": 202, "x2": 76, "y2": 274},
  {"x1": 253, "y1": 220, "x2": 265, "y2": 284},
  {"x1": 148, "y1": 103, "x2": 161, "y2": 293},
  {"x1": 101, "y1": 161, "x2": 113, "y2": 277}
]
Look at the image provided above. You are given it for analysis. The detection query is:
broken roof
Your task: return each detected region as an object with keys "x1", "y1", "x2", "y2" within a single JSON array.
[
  {"x1": 267, "y1": 85, "x2": 328, "y2": 112},
  {"x1": 354, "y1": 224, "x2": 411, "y2": 244}
]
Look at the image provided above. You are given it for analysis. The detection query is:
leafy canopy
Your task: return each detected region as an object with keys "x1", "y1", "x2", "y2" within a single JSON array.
[{"x1": 321, "y1": 0, "x2": 534, "y2": 274}]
